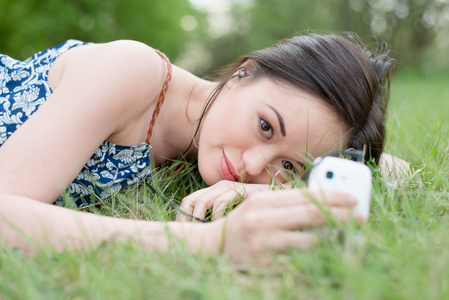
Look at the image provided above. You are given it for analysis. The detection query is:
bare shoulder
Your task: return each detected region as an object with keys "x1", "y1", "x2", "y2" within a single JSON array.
[
  {"x1": 0, "y1": 40, "x2": 170, "y2": 202},
  {"x1": 65, "y1": 39, "x2": 162, "y2": 65},
  {"x1": 60, "y1": 40, "x2": 166, "y2": 93},
  {"x1": 51, "y1": 40, "x2": 169, "y2": 137}
]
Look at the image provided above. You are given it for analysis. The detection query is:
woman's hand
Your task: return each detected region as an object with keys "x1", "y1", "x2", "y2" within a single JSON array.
[
  {"x1": 378, "y1": 153, "x2": 411, "y2": 179},
  {"x1": 176, "y1": 180, "x2": 280, "y2": 222},
  {"x1": 207, "y1": 189, "x2": 362, "y2": 265},
  {"x1": 0, "y1": 189, "x2": 360, "y2": 266}
]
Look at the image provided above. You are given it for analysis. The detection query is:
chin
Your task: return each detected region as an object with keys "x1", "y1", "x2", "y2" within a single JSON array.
[
  {"x1": 202, "y1": 176, "x2": 219, "y2": 186},
  {"x1": 198, "y1": 167, "x2": 218, "y2": 186}
]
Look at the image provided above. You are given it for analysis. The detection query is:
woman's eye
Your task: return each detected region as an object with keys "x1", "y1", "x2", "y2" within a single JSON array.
[
  {"x1": 259, "y1": 118, "x2": 273, "y2": 139},
  {"x1": 282, "y1": 160, "x2": 297, "y2": 174}
]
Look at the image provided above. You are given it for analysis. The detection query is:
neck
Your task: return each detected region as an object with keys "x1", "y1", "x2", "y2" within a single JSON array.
[
  {"x1": 183, "y1": 77, "x2": 219, "y2": 157},
  {"x1": 150, "y1": 65, "x2": 218, "y2": 165}
]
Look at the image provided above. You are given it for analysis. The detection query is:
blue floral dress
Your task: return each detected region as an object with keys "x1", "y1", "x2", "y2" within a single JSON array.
[{"x1": 0, "y1": 40, "x2": 152, "y2": 207}]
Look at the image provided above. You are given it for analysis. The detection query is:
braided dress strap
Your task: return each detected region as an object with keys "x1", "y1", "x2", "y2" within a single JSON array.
[{"x1": 146, "y1": 49, "x2": 172, "y2": 143}]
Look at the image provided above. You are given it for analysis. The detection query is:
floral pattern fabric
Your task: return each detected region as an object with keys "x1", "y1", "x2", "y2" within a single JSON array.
[{"x1": 0, "y1": 40, "x2": 152, "y2": 207}]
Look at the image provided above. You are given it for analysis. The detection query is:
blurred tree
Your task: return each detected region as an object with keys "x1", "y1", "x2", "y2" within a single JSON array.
[
  {"x1": 355, "y1": 0, "x2": 449, "y2": 74},
  {"x1": 0, "y1": 0, "x2": 204, "y2": 60},
  {"x1": 192, "y1": 0, "x2": 449, "y2": 76},
  {"x1": 193, "y1": 0, "x2": 376, "y2": 76},
  {"x1": 1, "y1": 0, "x2": 448, "y2": 75}
]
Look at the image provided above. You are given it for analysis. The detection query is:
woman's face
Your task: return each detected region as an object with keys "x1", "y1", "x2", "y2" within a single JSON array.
[{"x1": 197, "y1": 77, "x2": 349, "y2": 185}]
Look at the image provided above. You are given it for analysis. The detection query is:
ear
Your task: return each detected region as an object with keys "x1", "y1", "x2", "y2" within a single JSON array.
[{"x1": 226, "y1": 60, "x2": 255, "y2": 90}]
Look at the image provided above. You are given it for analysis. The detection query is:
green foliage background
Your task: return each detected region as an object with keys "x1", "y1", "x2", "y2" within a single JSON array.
[
  {"x1": 0, "y1": 0, "x2": 204, "y2": 60},
  {"x1": 1, "y1": 1, "x2": 449, "y2": 299},
  {"x1": 1, "y1": 0, "x2": 449, "y2": 76}
]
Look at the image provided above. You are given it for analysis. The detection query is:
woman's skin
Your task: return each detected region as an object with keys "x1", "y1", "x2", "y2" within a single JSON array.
[
  {"x1": 0, "y1": 40, "x2": 375, "y2": 262},
  {"x1": 177, "y1": 76, "x2": 348, "y2": 221},
  {"x1": 195, "y1": 75, "x2": 348, "y2": 185},
  {"x1": 0, "y1": 190, "x2": 361, "y2": 265}
]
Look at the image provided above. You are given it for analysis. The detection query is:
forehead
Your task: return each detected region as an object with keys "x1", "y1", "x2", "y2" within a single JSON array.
[{"x1": 252, "y1": 78, "x2": 350, "y2": 159}]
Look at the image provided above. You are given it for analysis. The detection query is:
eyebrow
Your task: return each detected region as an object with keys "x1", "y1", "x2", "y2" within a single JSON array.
[
  {"x1": 267, "y1": 105, "x2": 286, "y2": 137},
  {"x1": 266, "y1": 104, "x2": 304, "y2": 171}
]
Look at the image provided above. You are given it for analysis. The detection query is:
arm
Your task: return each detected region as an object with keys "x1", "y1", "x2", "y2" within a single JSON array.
[
  {"x1": 0, "y1": 194, "x2": 213, "y2": 254},
  {"x1": 0, "y1": 189, "x2": 359, "y2": 264},
  {"x1": 0, "y1": 40, "x2": 165, "y2": 203}
]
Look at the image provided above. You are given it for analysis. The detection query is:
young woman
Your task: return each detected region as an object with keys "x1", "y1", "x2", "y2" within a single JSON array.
[{"x1": 0, "y1": 33, "x2": 394, "y2": 263}]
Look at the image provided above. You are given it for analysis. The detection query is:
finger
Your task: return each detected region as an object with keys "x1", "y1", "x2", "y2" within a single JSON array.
[
  {"x1": 179, "y1": 193, "x2": 202, "y2": 222},
  {"x1": 176, "y1": 204, "x2": 194, "y2": 222},
  {"x1": 175, "y1": 212, "x2": 189, "y2": 222},
  {"x1": 181, "y1": 181, "x2": 237, "y2": 204},
  {"x1": 285, "y1": 189, "x2": 358, "y2": 207},
  {"x1": 181, "y1": 188, "x2": 228, "y2": 212},
  {"x1": 266, "y1": 230, "x2": 319, "y2": 253},
  {"x1": 179, "y1": 195, "x2": 195, "y2": 212},
  {"x1": 191, "y1": 199, "x2": 209, "y2": 221},
  {"x1": 306, "y1": 189, "x2": 358, "y2": 207},
  {"x1": 183, "y1": 188, "x2": 243, "y2": 222},
  {"x1": 245, "y1": 189, "x2": 358, "y2": 208},
  {"x1": 230, "y1": 231, "x2": 319, "y2": 266},
  {"x1": 181, "y1": 187, "x2": 212, "y2": 204},
  {"x1": 212, "y1": 197, "x2": 231, "y2": 221},
  {"x1": 212, "y1": 191, "x2": 245, "y2": 220},
  {"x1": 242, "y1": 205, "x2": 361, "y2": 231},
  {"x1": 288, "y1": 205, "x2": 361, "y2": 229}
]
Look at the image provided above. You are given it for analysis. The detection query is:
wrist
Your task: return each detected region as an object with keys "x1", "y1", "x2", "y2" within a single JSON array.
[{"x1": 166, "y1": 221, "x2": 223, "y2": 255}]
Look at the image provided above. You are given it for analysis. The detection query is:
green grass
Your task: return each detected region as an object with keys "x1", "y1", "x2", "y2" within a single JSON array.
[{"x1": 1, "y1": 69, "x2": 449, "y2": 300}]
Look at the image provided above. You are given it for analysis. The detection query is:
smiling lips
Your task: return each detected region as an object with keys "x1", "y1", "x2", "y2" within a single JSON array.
[{"x1": 221, "y1": 151, "x2": 240, "y2": 182}]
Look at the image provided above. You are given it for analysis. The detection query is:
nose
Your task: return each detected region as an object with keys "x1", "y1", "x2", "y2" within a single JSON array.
[{"x1": 242, "y1": 147, "x2": 275, "y2": 179}]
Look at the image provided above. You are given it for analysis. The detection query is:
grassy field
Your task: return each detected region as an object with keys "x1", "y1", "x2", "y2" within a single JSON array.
[{"x1": 1, "y1": 69, "x2": 448, "y2": 300}]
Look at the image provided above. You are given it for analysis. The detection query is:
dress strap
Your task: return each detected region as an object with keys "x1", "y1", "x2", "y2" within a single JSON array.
[{"x1": 146, "y1": 49, "x2": 172, "y2": 143}]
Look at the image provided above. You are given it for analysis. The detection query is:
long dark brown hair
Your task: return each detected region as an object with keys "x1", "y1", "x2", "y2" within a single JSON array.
[{"x1": 215, "y1": 33, "x2": 395, "y2": 163}]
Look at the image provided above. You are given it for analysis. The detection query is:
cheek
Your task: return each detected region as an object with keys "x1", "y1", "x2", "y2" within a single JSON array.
[{"x1": 197, "y1": 146, "x2": 222, "y2": 186}]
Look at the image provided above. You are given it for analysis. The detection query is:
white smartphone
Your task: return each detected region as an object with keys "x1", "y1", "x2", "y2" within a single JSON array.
[{"x1": 307, "y1": 156, "x2": 372, "y2": 219}]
